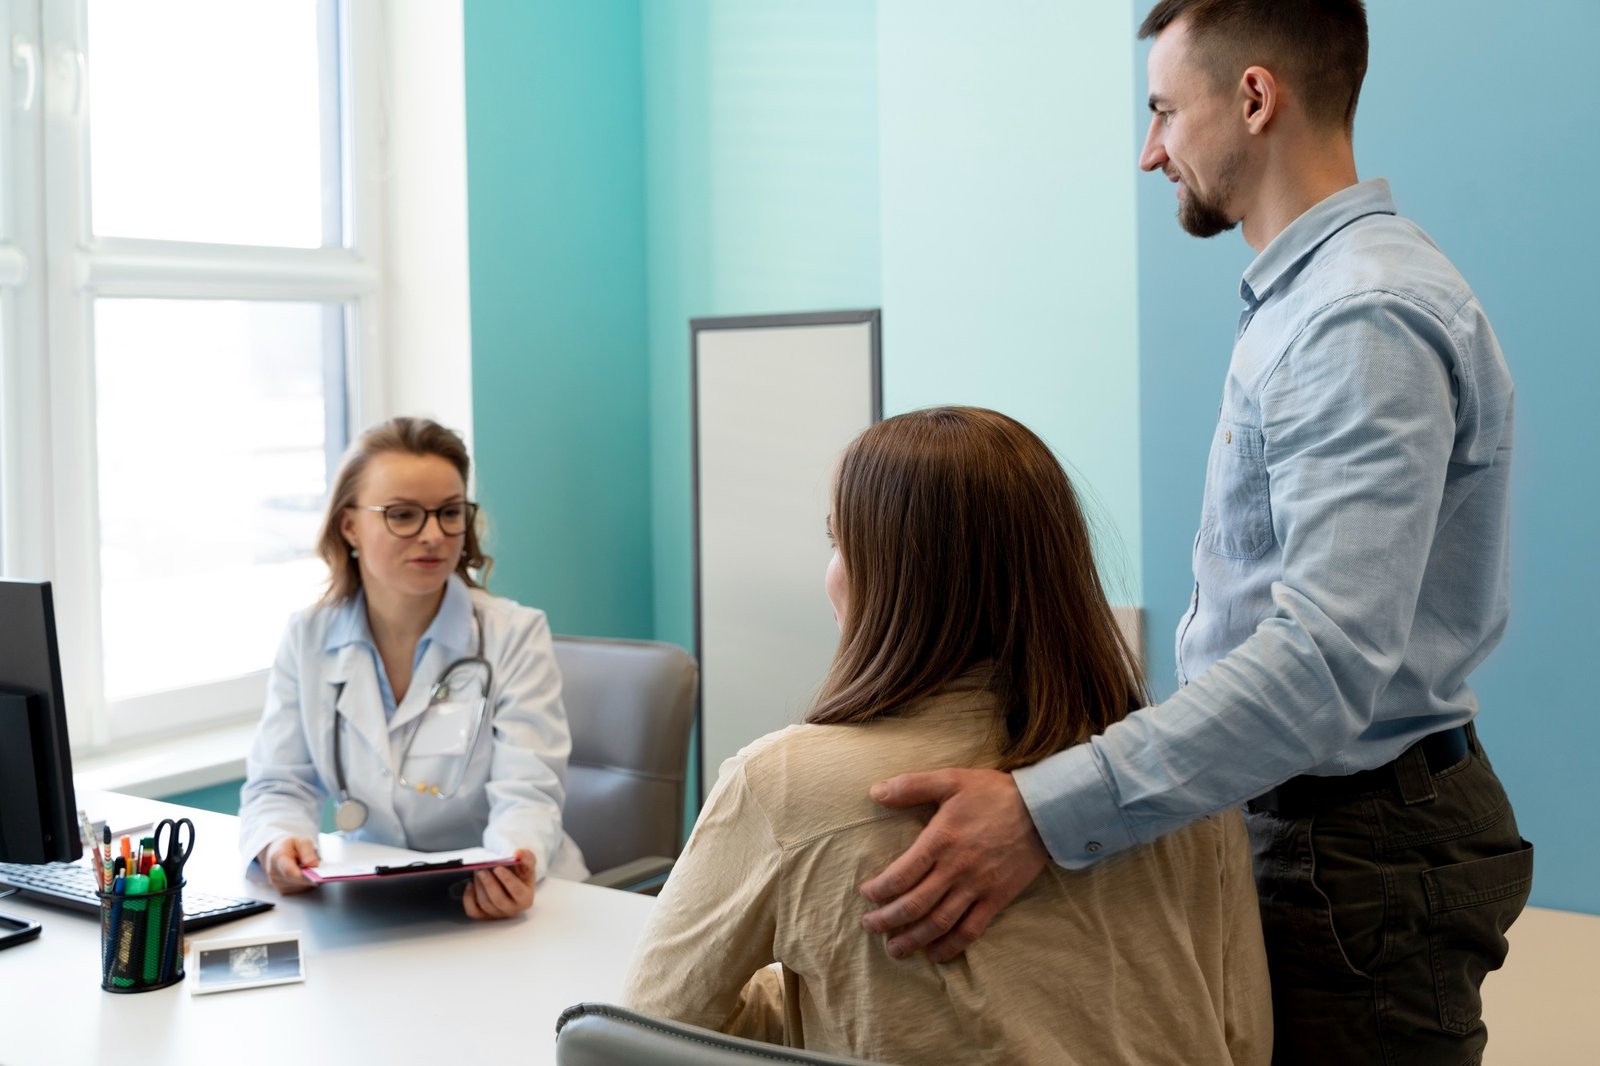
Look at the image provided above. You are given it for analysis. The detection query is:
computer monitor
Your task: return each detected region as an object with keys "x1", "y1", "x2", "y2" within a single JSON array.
[{"x1": 0, "y1": 579, "x2": 81, "y2": 864}]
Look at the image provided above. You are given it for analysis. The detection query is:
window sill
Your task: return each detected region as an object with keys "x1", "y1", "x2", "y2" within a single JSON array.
[{"x1": 73, "y1": 720, "x2": 258, "y2": 798}]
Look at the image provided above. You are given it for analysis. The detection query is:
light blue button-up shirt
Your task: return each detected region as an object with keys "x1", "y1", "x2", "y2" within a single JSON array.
[{"x1": 1015, "y1": 179, "x2": 1514, "y2": 867}]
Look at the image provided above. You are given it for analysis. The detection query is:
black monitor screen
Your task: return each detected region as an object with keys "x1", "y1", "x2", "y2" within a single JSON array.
[{"x1": 0, "y1": 579, "x2": 80, "y2": 864}]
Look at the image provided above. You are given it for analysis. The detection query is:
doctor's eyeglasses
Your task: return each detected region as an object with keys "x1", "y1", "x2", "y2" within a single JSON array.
[{"x1": 353, "y1": 501, "x2": 478, "y2": 538}]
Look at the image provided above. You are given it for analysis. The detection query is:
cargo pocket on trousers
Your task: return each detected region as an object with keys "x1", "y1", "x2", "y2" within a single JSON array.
[{"x1": 1424, "y1": 839, "x2": 1534, "y2": 1035}]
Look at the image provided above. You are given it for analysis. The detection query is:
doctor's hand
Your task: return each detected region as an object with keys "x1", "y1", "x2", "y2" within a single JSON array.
[
  {"x1": 858, "y1": 768, "x2": 1049, "y2": 963},
  {"x1": 463, "y1": 847, "x2": 537, "y2": 920},
  {"x1": 259, "y1": 836, "x2": 321, "y2": 895}
]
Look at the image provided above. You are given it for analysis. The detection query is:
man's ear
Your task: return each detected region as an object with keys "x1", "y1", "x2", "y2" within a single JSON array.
[{"x1": 1240, "y1": 65, "x2": 1277, "y2": 134}]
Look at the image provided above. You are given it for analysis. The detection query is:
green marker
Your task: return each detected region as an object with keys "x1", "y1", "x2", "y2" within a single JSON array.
[{"x1": 145, "y1": 866, "x2": 168, "y2": 982}]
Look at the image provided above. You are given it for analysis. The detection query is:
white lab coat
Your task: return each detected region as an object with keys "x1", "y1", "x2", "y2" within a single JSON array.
[{"x1": 238, "y1": 575, "x2": 588, "y2": 881}]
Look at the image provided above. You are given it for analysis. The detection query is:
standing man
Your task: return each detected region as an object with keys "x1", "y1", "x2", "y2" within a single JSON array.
[{"x1": 857, "y1": 2, "x2": 1532, "y2": 1062}]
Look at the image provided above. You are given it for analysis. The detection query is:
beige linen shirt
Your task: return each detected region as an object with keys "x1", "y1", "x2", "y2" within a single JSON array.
[{"x1": 623, "y1": 679, "x2": 1271, "y2": 1065}]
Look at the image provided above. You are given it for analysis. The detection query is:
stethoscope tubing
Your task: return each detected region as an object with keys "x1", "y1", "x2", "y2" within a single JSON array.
[{"x1": 331, "y1": 609, "x2": 492, "y2": 821}]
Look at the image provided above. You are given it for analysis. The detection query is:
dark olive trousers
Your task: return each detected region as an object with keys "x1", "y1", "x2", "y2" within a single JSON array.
[{"x1": 1245, "y1": 728, "x2": 1533, "y2": 1066}]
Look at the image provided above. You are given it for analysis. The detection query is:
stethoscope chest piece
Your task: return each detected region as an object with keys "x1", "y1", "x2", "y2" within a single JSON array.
[{"x1": 333, "y1": 797, "x2": 369, "y2": 833}]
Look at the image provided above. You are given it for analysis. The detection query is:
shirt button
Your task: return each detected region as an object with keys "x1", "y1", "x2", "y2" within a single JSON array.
[
  {"x1": 1224, "y1": 429, "x2": 1233, "y2": 444},
  {"x1": 1085, "y1": 841, "x2": 1102, "y2": 854}
]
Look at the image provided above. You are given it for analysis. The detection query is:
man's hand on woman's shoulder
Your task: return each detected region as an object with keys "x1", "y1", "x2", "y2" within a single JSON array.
[{"x1": 859, "y1": 768, "x2": 1049, "y2": 963}]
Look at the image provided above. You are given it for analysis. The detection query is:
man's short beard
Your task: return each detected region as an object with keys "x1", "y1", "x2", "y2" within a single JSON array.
[
  {"x1": 1179, "y1": 193, "x2": 1236, "y2": 238},
  {"x1": 1177, "y1": 148, "x2": 1243, "y2": 238}
]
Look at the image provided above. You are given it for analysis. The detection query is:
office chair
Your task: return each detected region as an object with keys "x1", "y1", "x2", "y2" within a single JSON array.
[
  {"x1": 555, "y1": 1003, "x2": 881, "y2": 1066},
  {"x1": 553, "y1": 636, "x2": 698, "y2": 894}
]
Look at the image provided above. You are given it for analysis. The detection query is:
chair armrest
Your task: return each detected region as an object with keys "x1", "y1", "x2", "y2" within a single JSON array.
[
  {"x1": 584, "y1": 856, "x2": 675, "y2": 894},
  {"x1": 556, "y1": 1003, "x2": 883, "y2": 1065}
]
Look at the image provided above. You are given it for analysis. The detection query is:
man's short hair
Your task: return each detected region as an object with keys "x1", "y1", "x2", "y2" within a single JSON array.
[{"x1": 1139, "y1": 0, "x2": 1368, "y2": 132}]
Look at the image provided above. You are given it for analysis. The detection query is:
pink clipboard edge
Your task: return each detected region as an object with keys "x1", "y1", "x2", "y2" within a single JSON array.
[{"x1": 301, "y1": 854, "x2": 517, "y2": 885}]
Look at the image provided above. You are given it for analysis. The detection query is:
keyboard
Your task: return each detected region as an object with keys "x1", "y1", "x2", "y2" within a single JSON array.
[{"x1": 0, "y1": 861, "x2": 275, "y2": 931}]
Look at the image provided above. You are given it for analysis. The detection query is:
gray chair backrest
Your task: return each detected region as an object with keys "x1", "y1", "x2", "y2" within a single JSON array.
[
  {"x1": 555, "y1": 1003, "x2": 881, "y2": 1066},
  {"x1": 554, "y1": 636, "x2": 698, "y2": 874}
]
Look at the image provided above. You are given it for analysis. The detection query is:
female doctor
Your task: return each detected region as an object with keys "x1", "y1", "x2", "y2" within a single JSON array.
[{"x1": 239, "y1": 417, "x2": 588, "y2": 919}]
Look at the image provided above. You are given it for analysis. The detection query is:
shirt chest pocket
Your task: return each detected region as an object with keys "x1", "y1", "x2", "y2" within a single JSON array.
[{"x1": 1199, "y1": 421, "x2": 1273, "y2": 560}]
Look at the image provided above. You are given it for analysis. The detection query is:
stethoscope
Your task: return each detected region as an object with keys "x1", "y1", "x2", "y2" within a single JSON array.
[{"x1": 330, "y1": 609, "x2": 494, "y2": 833}]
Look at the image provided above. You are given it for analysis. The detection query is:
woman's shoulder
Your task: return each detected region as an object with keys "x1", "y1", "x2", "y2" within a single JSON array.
[
  {"x1": 725, "y1": 715, "x2": 995, "y2": 845},
  {"x1": 736, "y1": 693, "x2": 1000, "y2": 782},
  {"x1": 279, "y1": 600, "x2": 339, "y2": 645},
  {"x1": 466, "y1": 585, "x2": 550, "y2": 636},
  {"x1": 734, "y1": 719, "x2": 913, "y2": 780}
]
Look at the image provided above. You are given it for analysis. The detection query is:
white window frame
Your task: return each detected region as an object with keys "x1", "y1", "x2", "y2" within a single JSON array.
[{"x1": 1, "y1": 0, "x2": 389, "y2": 755}]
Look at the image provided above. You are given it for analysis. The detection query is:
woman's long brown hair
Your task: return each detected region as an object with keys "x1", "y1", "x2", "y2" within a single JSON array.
[{"x1": 808, "y1": 406, "x2": 1145, "y2": 769}]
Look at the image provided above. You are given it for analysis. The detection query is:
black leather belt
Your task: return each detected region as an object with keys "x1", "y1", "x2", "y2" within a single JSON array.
[{"x1": 1248, "y1": 724, "x2": 1472, "y2": 817}]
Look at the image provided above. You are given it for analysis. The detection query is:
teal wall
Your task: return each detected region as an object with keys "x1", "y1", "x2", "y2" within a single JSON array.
[
  {"x1": 161, "y1": 779, "x2": 335, "y2": 833},
  {"x1": 464, "y1": 3, "x2": 1595, "y2": 912},
  {"x1": 640, "y1": 0, "x2": 1142, "y2": 644},
  {"x1": 467, "y1": 1, "x2": 1142, "y2": 648},
  {"x1": 161, "y1": 780, "x2": 244, "y2": 817},
  {"x1": 1135, "y1": 3, "x2": 1600, "y2": 914},
  {"x1": 463, "y1": 0, "x2": 654, "y2": 639},
  {"x1": 878, "y1": 0, "x2": 1141, "y2": 605},
  {"x1": 641, "y1": 0, "x2": 881, "y2": 649}
]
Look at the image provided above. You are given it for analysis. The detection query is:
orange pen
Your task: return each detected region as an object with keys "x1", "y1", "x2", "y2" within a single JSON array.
[{"x1": 120, "y1": 836, "x2": 132, "y2": 875}]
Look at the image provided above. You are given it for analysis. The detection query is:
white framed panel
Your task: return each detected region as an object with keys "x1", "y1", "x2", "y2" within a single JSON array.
[{"x1": 692, "y1": 310, "x2": 881, "y2": 799}]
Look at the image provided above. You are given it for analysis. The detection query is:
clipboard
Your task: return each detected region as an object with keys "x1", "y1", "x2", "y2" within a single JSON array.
[{"x1": 302, "y1": 847, "x2": 516, "y2": 884}]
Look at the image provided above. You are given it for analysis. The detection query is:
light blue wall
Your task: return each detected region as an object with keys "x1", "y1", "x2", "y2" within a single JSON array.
[
  {"x1": 1135, "y1": 3, "x2": 1600, "y2": 913},
  {"x1": 1363, "y1": 1, "x2": 1600, "y2": 916},
  {"x1": 641, "y1": 1, "x2": 1143, "y2": 645},
  {"x1": 467, "y1": 1, "x2": 1142, "y2": 647},
  {"x1": 464, "y1": 2, "x2": 1595, "y2": 911},
  {"x1": 463, "y1": 0, "x2": 655, "y2": 640},
  {"x1": 878, "y1": 0, "x2": 1142, "y2": 605},
  {"x1": 641, "y1": 0, "x2": 882, "y2": 649}
]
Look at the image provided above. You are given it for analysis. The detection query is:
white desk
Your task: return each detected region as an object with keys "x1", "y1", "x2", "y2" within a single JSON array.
[
  {"x1": 0, "y1": 793, "x2": 654, "y2": 1066},
  {"x1": 7, "y1": 795, "x2": 1594, "y2": 1066}
]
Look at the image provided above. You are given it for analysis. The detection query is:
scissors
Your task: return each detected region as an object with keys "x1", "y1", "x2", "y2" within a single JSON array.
[{"x1": 153, "y1": 817, "x2": 196, "y2": 883}]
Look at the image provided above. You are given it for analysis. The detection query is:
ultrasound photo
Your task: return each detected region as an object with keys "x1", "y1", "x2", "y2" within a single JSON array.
[{"x1": 193, "y1": 935, "x2": 304, "y2": 993}]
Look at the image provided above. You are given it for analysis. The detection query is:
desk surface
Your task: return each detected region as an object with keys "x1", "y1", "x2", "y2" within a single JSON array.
[
  {"x1": 6, "y1": 796, "x2": 1595, "y2": 1066},
  {"x1": 0, "y1": 793, "x2": 654, "y2": 1066}
]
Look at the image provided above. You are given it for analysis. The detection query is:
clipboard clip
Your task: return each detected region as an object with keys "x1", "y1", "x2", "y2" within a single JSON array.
[{"x1": 373, "y1": 858, "x2": 466, "y2": 876}]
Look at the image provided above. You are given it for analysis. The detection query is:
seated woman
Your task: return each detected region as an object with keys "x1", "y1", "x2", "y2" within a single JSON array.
[
  {"x1": 239, "y1": 416, "x2": 587, "y2": 919},
  {"x1": 623, "y1": 406, "x2": 1269, "y2": 1064}
]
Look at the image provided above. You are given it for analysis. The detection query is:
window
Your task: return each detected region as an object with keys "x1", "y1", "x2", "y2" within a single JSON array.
[{"x1": 0, "y1": 0, "x2": 385, "y2": 749}]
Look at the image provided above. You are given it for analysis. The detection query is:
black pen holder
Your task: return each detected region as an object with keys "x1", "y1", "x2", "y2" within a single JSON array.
[{"x1": 98, "y1": 881, "x2": 185, "y2": 993}]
